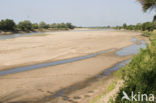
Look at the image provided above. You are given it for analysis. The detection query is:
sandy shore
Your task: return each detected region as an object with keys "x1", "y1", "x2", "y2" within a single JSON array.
[
  {"x1": 0, "y1": 30, "x2": 143, "y2": 103},
  {"x1": 0, "y1": 30, "x2": 139, "y2": 70}
]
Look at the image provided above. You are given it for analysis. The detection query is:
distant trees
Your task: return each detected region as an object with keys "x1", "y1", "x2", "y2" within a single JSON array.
[
  {"x1": 115, "y1": 22, "x2": 155, "y2": 32},
  {"x1": 122, "y1": 23, "x2": 127, "y2": 29},
  {"x1": 0, "y1": 19, "x2": 75, "y2": 33},
  {"x1": 17, "y1": 20, "x2": 33, "y2": 31},
  {"x1": 0, "y1": 19, "x2": 16, "y2": 31},
  {"x1": 32, "y1": 23, "x2": 39, "y2": 29},
  {"x1": 39, "y1": 21, "x2": 49, "y2": 29},
  {"x1": 50, "y1": 23, "x2": 75, "y2": 29}
]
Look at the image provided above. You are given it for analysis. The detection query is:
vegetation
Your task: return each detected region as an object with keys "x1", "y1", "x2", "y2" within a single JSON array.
[
  {"x1": 0, "y1": 19, "x2": 75, "y2": 34},
  {"x1": 115, "y1": 34, "x2": 156, "y2": 103},
  {"x1": 0, "y1": 19, "x2": 16, "y2": 31},
  {"x1": 115, "y1": 22, "x2": 155, "y2": 32},
  {"x1": 114, "y1": 0, "x2": 156, "y2": 102},
  {"x1": 18, "y1": 20, "x2": 33, "y2": 31},
  {"x1": 137, "y1": 0, "x2": 156, "y2": 12}
]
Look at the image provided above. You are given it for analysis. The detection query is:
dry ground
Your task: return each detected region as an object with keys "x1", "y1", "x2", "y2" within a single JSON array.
[{"x1": 0, "y1": 30, "x2": 142, "y2": 103}]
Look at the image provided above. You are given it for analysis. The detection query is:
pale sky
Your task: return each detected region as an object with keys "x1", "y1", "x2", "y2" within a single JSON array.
[{"x1": 0, "y1": 0, "x2": 155, "y2": 26}]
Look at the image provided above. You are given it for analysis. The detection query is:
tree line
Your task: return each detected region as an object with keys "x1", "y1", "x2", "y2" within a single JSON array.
[
  {"x1": 0, "y1": 19, "x2": 75, "y2": 32},
  {"x1": 115, "y1": 21, "x2": 156, "y2": 32}
]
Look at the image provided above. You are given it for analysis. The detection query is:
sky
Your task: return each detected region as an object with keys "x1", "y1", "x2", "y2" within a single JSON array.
[{"x1": 0, "y1": 0, "x2": 155, "y2": 27}]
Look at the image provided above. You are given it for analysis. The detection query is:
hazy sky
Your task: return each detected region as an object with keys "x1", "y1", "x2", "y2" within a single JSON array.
[{"x1": 0, "y1": 0, "x2": 155, "y2": 26}]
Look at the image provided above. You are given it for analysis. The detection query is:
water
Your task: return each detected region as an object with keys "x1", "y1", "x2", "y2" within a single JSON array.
[
  {"x1": 96, "y1": 59, "x2": 131, "y2": 77},
  {"x1": 116, "y1": 40, "x2": 146, "y2": 56},
  {"x1": 0, "y1": 32, "x2": 45, "y2": 40},
  {"x1": 0, "y1": 38, "x2": 147, "y2": 76},
  {"x1": 40, "y1": 59, "x2": 131, "y2": 101},
  {"x1": 0, "y1": 49, "x2": 113, "y2": 76}
]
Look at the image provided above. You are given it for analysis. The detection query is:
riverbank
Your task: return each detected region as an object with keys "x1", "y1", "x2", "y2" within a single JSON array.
[
  {"x1": 0, "y1": 30, "x2": 147, "y2": 103},
  {"x1": 0, "y1": 28, "x2": 70, "y2": 35},
  {"x1": 0, "y1": 30, "x2": 143, "y2": 71}
]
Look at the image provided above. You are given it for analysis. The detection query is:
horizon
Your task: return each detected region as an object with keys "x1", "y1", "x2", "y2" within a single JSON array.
[{"x1": 0, "y1": 0, "x2": 155, "y2": 27}]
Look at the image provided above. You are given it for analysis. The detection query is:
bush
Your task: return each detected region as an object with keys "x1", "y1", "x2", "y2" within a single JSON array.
[
  {"x1": 115, "y1": 37, "x2": 156, "y2": 103},
  {"x1": 32, "y1": 23, "x2": 39, "y2": 29},
  {"x1": 17, "y1": 20, "x2": 33, "y2": 31},
  {"x1": 39, "y1": 21, "x2": 49, "y2": 29},
  {"x1": 0, "y1": 19, "x2": 16, "y2": 31},
  {"x1": 142, "y1": 31, "x2": 153, "y2": 37}
]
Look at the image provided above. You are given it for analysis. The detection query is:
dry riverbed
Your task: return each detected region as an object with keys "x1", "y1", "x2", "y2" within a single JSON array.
[{"x1": 0, "y1": 30, "x2": 144, "y2": 103}]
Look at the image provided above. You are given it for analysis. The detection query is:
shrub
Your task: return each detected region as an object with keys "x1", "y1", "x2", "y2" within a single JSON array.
[
  {"x1": 17, "y1": 20, "x2": 33, "y2": 31},
  {"x1": 0, "y1": 19, "x2": 16, "y2": 31},
  {"x1": 115, "y1": 37, "x2": 156, "y2": 103}
]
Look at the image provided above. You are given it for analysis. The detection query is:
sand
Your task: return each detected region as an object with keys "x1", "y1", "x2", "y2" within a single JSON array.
[
  {"x1": 0, "y1": 30, "x2": 139, "y2": 70},
  {"x1": 0, "y1": 30, "x2": 142, "y2": 103}
]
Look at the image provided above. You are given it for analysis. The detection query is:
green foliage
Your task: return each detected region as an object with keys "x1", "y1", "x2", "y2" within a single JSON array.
[
  {"x1": 116, "y1": 22, "x2": 155, "y2": 32},
  {"x1": 142, "y1": 31, "x2": 154, "y2": 37},
  {"x1": 142, "y1": 22, "x2": 154, "y2": 31},
  {"x1": 0, "y1": 19, "x2": 16, "y2": 31},
  {"x1": 106, "y1": 81, "x2": 117, "y2": 93},
  {"x1": 115, "y1": 35, "x2": 156, "y2": 103},
  {"x1": 17, "y1": 20, "x2": 33, "y2": 31},
  {"x1": 39, "y1": 21, "x2": 49, "y2": 29},
  {"x1": 0, "y1": 19, "x2": 75, "y2": 33},
  {"x1": 66, "y1": 23, "x2": 75, "y2": 29},
  {"x1": 32, "y1": 23, "x2": 39, "y2": 29},
  {"x1": 123, "y1": 23, "x2": 127, "y2": 29},
  {"x1": 137, "y1": 0, "x2": 156, "y2": 12},
  {"x1": 50, "y1": 23, "x2": 75, "y2": 29}
]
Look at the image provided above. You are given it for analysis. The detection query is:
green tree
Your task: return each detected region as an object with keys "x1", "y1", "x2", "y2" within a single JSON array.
[
  {"x1": 66, "y1": 23, "x2": 75, "y2": 29},
  {"x1": 123, "y1": 23, "x2": 127, "y2": 29},
  {"x1": 142, "y1": 22, "x2": 154, "y2": 31},
  {"x1": 32, "y1": 23, "x2": 39, "y2": 29},
  {"x1": 39, "y1": 21, "x2": 49, "y2": 29},
  {"x1": 0, "y1": 19, "x2": 16, "y2": 31},
  {"x1": 137, "y1": 0, "x2": 156, "y2": 11},
  {"x1": 17, "y1": 20, "x2": 33, "y2": 31},
  {"x1": 136, "y1": 23, "x2": 143, "y2": 30}
]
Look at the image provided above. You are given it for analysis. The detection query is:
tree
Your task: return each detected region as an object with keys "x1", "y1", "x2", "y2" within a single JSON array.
[
  {"x1": 136, "y1": 23, "x2": 143, "y2": 30},
  {"x1": 39, "y1": 21, "x2": 49, "y2": 29},
  {"x1": 142, "y1": 22, "x2": 154, "y2": 31},
  {"x1": 66, "y1": 23, "x2": 75, "y2": 29},
  {"x1": 137, "y1": 0, "x2": 156, "y2": 11},
  {"x1": 123, "y1": 23, "x2": 127, "y2": 29},
  {"x1": 32, "y1": 23, "x2": 39, "y2": 29},
  {"x1": 17, "y1": 20, "x2": 32, "y2": 31},
  {"x1": 0, "y1": 19, "x2": 16, "y2": 31}
]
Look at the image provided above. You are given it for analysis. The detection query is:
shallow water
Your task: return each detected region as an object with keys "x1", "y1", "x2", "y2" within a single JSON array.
[
  {"x1": 0, "y1": 49, "x2": 113, "y2": 76},
  {"x1": 0, "y1": 38, "x2": 146, "y2": 76},
  {"x1": 116, "y1": 40, "x2": 146, "y2": 56},
  {"x1": 39, "y1": 59, "x2": 131, "y2": 101},
  {"x1": 0, "y1": 32, "x2": 45, "y2": 40}
]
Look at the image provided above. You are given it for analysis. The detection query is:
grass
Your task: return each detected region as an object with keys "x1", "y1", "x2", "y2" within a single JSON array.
[
  {"x1": 106, "y1": 81, "x2": 117, "y2": 93},
  {"x1": 90, "y1": 94, "x2": 105, "y2": 103},
  {"x1": 90, "y1": 80, "x2": 117, "y2": 103}
]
